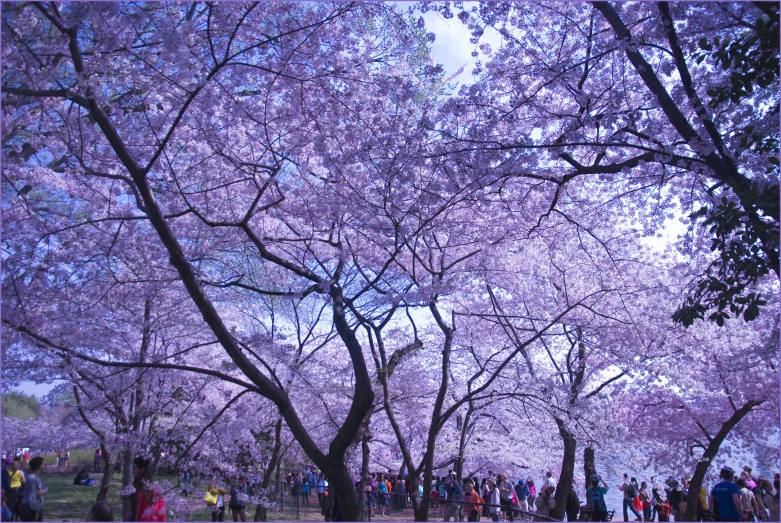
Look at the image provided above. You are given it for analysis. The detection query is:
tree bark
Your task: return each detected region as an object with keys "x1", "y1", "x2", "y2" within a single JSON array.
[
  {"x1": 254, "y1": 417, "x2": 283, "y2": 521},
  {"x1": 684, "y1": 399, "x2": 764, "y2": 521},
  {"x1": 121, "y1": 448, "x2": 134, "y2": 521},
  {"x1": 552, "y1": 418, "x2": 577, "y2": 520},
  {"x1": 96, "y1": 443, "x2": 114, "y2": 502},
  {"x1": 584, "y1": 447, "x2": 596, "y2": 490},
  {"x1": 358, "y1": 434, "x2": 371, "y2": 521}
]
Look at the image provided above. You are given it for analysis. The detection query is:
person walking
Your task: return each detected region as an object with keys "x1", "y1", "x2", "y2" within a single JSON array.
[{"x1": 618, "y1": 473, "x2": 642, "y2": 522}]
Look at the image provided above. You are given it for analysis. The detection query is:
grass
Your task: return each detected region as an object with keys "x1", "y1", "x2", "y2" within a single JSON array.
[
  {"x1": 36, "y1": 465, "x2": 424, "y2": 521},
  {"x1": 41, "y1": 472, "x2": 122, "y2": 522}
]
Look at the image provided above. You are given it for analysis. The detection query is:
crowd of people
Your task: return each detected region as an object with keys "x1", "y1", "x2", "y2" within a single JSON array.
[{"x1": 2, "y1": 451, "x2": 780, "y2": 522}]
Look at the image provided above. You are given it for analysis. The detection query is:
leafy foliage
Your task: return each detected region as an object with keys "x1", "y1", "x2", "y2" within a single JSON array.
[{"x1": 1, "y1": 391, "x2": 40, "y2": 420}]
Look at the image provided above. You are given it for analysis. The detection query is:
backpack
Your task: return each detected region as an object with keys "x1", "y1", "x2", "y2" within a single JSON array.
[
  {"x1": 627, "y1": 483, "x2": 638, "y2": 499},
  {"x1": 589, "y1": 487, "x2": 607, "y2": 512}
]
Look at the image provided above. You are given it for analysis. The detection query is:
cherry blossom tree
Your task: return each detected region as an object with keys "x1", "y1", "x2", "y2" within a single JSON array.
[
  {"x1": 616, "y1": 304, "x2": 779, "y2": 521},
  {"x1": 2, "y1": 2, "x2": 444, "y2": 518},
  {"x1": 443, "y1": 1, "x2": 778, "y2": 326}
]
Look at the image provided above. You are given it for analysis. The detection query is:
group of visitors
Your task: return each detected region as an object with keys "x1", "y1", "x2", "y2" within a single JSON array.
[
  {"x1": 348, "y1": 469, "x2": 566, "y2": 521},
  {"x1": 203, "y1": 476, "x2": 251, "y2": 522},
  {"x1": 588, "y1": 466, "x2": 780, "y2": 523},
  {"x1": 55, "y1": 451, "x2": 70, "y2": 471},
  {"x1": 282, "y1": 467, "x2": 329, "y2": 514},
  {"x1": 0, "y1": 456, "x2": 47, "y2": 522},
  {"x1": 707, "y1": 466, "x2": 779, "y2": 522}
]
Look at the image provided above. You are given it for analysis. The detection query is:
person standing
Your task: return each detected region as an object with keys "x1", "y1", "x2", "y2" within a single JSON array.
[
  {"x1": 710, "y1": 467, "x2": 742, "y2": 522},
  {"x1": 316, "y1": 473, "x2": 328, "y2": 515},
  {"x1": 737, "y1": 478, "x2": 759, "y2": 521},
  {"x1": 136, "y1": 470, "x2": 166, "y2": 522},
  {"x1": 665, "y1": 478, "x2": 683, "y2": 523},
  {"x1": 63, "y1": 451, "x2": 69, "y2": 470},
  {"x1": 515, "y1": 479, "x2": 530, "y2": 514},
  {"x1": 463, "y1": 479, "x2": 485, "y2": 523},
  {"x1": 93, "y1": 450, "x2": 101, "y2": 472},
  {"x1": 7, "y1": 458, "x2": 24, "y2": 521},
  {"x1": 393, "y1": 474, "x2": 406, "y2": 511},
  {"x1": 639, "y1": 482, "x2": 652, "y2": 522},
  {"x1": 588, "y1": 474, "x2": 610, "y2": 523},
  {"x1": 301, "y1": 472, "x2": 311, "y2": 507},
  {"x1": 499, "y1": 474, "x2": 515, "y2": 522},
  {"x1": 618, "y1": 473, "x2": 642, "y2": 522},
  {"x1": 19, "y1": 457, "x2": 46, "y2": 522},
  {"x1": 651, "y1": 487, "x2": 665, "y2": 523},
  {"x1": 535, "y1": 486, "x2": 556, "y2": 520},
  {"x1": 206, "y1": 482, "x2": 228, "y2": 522},
  {"x1": 544, "y1": 472, "x2": 557, "y2": 490},
  {"x1": 229, "y1": 478, "x2": 247, "y2": 522},
  {"x1": 487, "y1": 479, "x2": 501, "y2": 522},
  {"x1": 443, "y1": 475, "x2": 462, "y2": 522},
  {"x1": 760, "y1": 478, "x2": 779, "y2": 522},
  {"x1": 377, "y1": 474, "x2": 389, "y2": 517},
  {"x1": 565, "y1": 485, "x2": 580, "y2": 522},
  {"x1": 743, "y1": 467, "x2": 758, "y2": 485},
  {"x1": 527, "y1": 479, "x2": 537, "y2": 511}
]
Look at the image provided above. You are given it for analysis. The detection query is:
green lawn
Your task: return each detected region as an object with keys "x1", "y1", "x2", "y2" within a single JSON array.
[
  {"x1": 42, "y1": 472, "x2": 122, "y2": 522},
  {"x1": 36, "y1": 470, "x2": 266, "y2": 521}
]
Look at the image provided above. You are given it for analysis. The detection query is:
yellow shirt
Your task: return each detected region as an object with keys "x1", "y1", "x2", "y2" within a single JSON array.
[{"x1": 9, "y1": 469, "x2": 23, "y2": 489}]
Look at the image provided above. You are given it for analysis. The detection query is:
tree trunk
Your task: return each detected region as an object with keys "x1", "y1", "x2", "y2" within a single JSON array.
[
  {"x1": 96, "y1": 444, "x2": 114, "y2": 502},
  {"x1": 254, "y1": 418, "x2": 283, "y2": 522},
  {"x1": 684, "y1": 399, "x2": 763, "y2": 521},
  {"x1": 358, "y1": 434, "x2": 371, "y2": 521},
  {"x1": 552, "y1": 418, "x2": 577, "y2": 521},
  {"x1": 326, "y1": 458, "x2": 361, "y2": 522},
  {"x1": 121, "y1": 446, "x2": 134, "y2": 521},
  {"x1": 454, "y1": 407, "x2": 473, "y2": 483},
  {"x1": 584, "y1": 447, "x2": 596, "y2": 490}
]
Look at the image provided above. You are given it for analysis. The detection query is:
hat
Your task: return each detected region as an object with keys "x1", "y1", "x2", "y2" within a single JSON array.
[
  {"x1": 665, "y1": 477, "x2": 680, "y2": 489},
  {"x1": 590, "y1": 474, "x2": 600, "y2": 482},
  {"x1": 517, "y1": 479, "x2": 525, "y2": 487}
]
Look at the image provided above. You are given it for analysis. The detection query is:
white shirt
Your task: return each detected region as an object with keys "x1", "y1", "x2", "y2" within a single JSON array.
[{"x1": 545, "y1": 476, "x2": 556, "y2": 488}]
